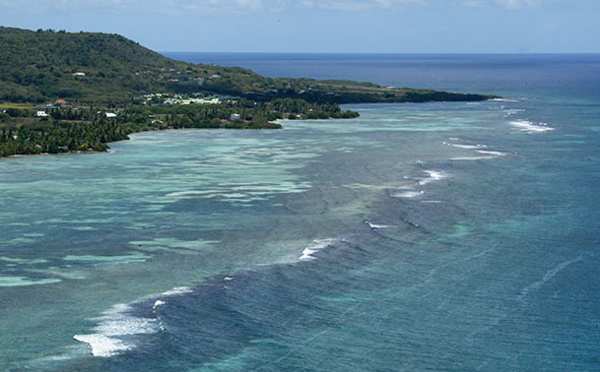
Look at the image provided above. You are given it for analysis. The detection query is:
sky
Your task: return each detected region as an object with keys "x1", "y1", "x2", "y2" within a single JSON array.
[{"x1": 0, "y1": 0, "x2": 598, "y2": 53}]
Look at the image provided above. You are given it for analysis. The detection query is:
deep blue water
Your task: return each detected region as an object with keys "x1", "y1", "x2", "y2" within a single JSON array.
[
  {"x1": 1, "y1": 54, "x2": 600, "y2": 371},
  {"x1": 165, "y1": 52, "x2": 600, "y2": 98}
]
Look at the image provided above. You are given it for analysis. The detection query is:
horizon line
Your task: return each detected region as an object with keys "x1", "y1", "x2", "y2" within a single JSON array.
[{"x1": 161, "y1": 51, "x2": 600, "y2": 55}]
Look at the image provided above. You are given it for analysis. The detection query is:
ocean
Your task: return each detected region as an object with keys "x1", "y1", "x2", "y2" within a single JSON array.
[{"x1": 1, "y1": 53, "x2": 599, "y2": 371}]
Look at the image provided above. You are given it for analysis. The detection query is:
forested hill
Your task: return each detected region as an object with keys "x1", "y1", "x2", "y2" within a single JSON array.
[
  {"x1": 0, "y1": 27, "x2": 272, "y2": 104},
  {"x1": 0, "y1": 27, "x2": 491, "y2": 105}
]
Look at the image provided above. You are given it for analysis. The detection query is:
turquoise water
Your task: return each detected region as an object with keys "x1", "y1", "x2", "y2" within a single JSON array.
[{"x1": 1, "y1": 54, "x2": 600, "y2": 371}]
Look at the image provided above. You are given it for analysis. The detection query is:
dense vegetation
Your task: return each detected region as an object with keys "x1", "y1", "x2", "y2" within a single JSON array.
[
  {"x1": 0, "y1": 26, "x2": 491, "y2": 158},
  {"x1": 0, "y1": 98, "x2": 360, "y2": 157},
  {"x1": 0, "y1": 27, "x2": 270, "y2": 105}
]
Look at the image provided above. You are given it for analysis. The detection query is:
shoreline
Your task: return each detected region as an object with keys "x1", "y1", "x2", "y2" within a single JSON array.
[
  {"x1": 2, "y1": 149, "x2": 112, "y2": 160},
  {"x1": 1, "y1": 97, "x2": 497, "y2": 161},
  {"x1": 0, "y1": 114, "x2": 353, "y2": 160}
]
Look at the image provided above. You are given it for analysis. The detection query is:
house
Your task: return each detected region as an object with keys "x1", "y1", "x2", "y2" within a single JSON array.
[
  {"x1": 55, "y1": 99, "x2": 67, "y2": 105},
  {"x1": 105, "y1": 112, "x2": 117, "y2": 118},
  {"x1": 229, "y1": 113, "x2": 241, "y2": 121},
  {"x1": 195, "y1": 77, "x2": 204, "y2": 85},
  {"x1": 72, "y1": 72, "x2": 86, "y2": 77},
  {"x1": 36, "y1": 111, "x2": 49, "y2": 117}
]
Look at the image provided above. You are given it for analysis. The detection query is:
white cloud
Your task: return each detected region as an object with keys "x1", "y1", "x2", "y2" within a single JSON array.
[
  {"x1": 11, "y1": 0, "x2": 551, "y2": 17},
  {"x1": 0, "y1": 0, "x2": 555, "y2": 17},
  {"x1": 456, "y1": 0, "x2": 541, "y2": 9},
  {"x1": 287, "y1": 0, "x2": 547, "y2": 12},
  {"x1": 131, "y1": 0, "x2": 274, "y2": 14},
  {"x1": 495, "y1": 0, "x2": 540, "y2": 9},
  {"x1": 0, "y1": 0, "x2": 283, "y2": 15},
  {"x1": 312, "y1": 1, "x2": 372, "y2": 11},
  {"x1": 461, "y1": 0, "x2": 487, "y2": 7},
  {"x1": 298, "y1": 0, "x2": 426, "y2": 11}
]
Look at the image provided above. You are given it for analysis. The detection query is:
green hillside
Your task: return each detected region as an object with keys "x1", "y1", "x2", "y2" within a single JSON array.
[
  {"x1": 0, "y1": 27, "x2": 491, "y2": 105},
  {"x1": 0, "y1": 27, "x2": 275, "y2": 104}
]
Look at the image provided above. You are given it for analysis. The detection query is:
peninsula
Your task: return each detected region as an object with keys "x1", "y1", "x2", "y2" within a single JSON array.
[{"x1": 0, "y1": 27, "x2": 492, "y2": 157}]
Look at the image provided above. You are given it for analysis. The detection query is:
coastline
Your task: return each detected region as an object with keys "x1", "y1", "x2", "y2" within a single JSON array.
[
  {"x1": 2, "y1": 149, "x2": 113, "y2": 160},
  {"x1": 1, "y1": 96, "x2": 500, "y2": 160}
]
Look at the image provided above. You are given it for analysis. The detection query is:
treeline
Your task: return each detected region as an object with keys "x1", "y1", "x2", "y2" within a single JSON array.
[
  {"x1": 0, "y1": 98, "x2": 359, "y2": 157},
  {"x1": 0, "y1": 119, "x2": 128, "y2": 157},
  {"x1": 123, "y1": 98, "x2": 357, "y2": 128}
]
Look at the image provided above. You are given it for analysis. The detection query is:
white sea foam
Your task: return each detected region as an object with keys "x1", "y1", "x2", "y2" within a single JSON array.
[
  {"x1": 161, "y1": 286, "x2": 194, "y2": 297},
  {"x1": 299, "y1": 238, "x2": 337, "y2": 261},
  {"x1": 424, "y1": 170, "x2": 446, "y2": 180},
  {"x1": 504, "y1": 108, "x2": 527, "y2": 116},
  {"x1": 510, "y1": 120, "x2": 555, "y2": 133},
  {"x1": 74, "y1": 304, "x2": 159, "y2": 358},
  {"x1": 418, "y1": 170, "x2": 447, "y2": 185},
  {"x1": 492, "y1": 98, "x2": 519, "y2": 102},
  {"x1": 444, "y1": 139, "x2": 506, "y2": 159},
  {"x1": 391, "y1": 190, "x2": 424, "y2": 198},
  {"x1": 443, "y1": 142, "x2": 487, "y2": 150},
  {"x1": 476, "y1": 150, "x2": 507, "y2": 157},
  {"x1": 365, "y1": 221, "x2": 393, "y2": 229},
  {"x1": 73, "y1": 334, "x2": 129, "y2": 358},
  {"x1": 150, "y1": 286, "x2": 194, "y2": 313},
  {"x1": 165, "y1": 190, "x2": 213, "y2": 198}
]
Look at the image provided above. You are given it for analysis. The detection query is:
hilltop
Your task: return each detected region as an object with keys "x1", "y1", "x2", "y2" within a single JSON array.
[{"x1": 0, "y1": 27, "x2": 272, "y2": 104}]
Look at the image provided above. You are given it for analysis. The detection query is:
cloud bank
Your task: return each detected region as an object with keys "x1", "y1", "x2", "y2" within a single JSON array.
[{"x1": 0, "y1": 0, "x2": 552, "y2": 16}]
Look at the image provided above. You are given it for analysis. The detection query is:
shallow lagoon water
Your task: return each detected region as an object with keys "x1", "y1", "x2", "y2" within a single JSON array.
[{"x1": 2, "y1": 54, "x2": 600, "y2": 371}]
